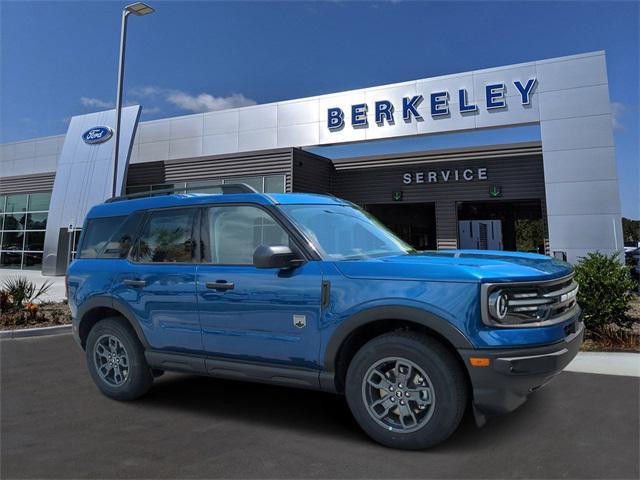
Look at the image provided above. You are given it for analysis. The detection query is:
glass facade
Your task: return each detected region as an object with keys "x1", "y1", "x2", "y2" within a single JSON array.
[
  {"x1": 125, "y1": 174, "x2": 286, "y2": 197},
  {"x1": 0, "y1": 192, "x2": 51, "y2": 270}
]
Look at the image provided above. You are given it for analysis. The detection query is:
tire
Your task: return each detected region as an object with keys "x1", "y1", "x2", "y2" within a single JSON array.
[
  {"x1": 345, "y1": 331, "x2": 467, "y2": 450},
  {"x1": 85, "y1": 316, "x2": 153, "y2": 401}
]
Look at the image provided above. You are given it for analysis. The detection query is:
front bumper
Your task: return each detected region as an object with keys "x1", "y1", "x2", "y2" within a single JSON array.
[
  {"x1": 72, "y1": 320, "x2": 82, "y2": 347},
  {"x1": 459, "y1": 316, "x2": 584, "y2": 416}
]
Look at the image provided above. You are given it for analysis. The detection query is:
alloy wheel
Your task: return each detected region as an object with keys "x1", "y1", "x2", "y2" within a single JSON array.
[
  {"x1": 93, "y1": 334, "x2": 130, "y2": 387},
  {"x1": 361, "y1": 357, "x2": 435, "y2": 433}
]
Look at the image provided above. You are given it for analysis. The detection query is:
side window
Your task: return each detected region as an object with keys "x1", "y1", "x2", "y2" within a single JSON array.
[
  {"x1": 206, "y1": 206, "x2": 290, "y2": 265},
  {"x1": 138, "y1": 209, "x2": 196, "y2": 263},
  {"x1": 99, "y1": 212, "x2": 144, "y2": 259},
  {"x1": 78, "y1": 216, "x2": 126, "y2": 258}
]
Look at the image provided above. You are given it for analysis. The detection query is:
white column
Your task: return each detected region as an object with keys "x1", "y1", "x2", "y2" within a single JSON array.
[{"x1": 537, "y1": 52, "x2": 623, "y2": 263}]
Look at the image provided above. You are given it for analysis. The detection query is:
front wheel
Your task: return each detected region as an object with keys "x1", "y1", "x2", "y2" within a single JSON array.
[
  {"x1": 345, "y1": 332, "x2": 467, "y2": 450},
  {"x1": 85, "y1": 316, "x2": 154, "y2": 401}
]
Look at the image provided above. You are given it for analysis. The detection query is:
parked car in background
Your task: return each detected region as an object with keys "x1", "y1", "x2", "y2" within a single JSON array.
[
  {"x1": 625, "y1": 246, "x2": 640, "y2": 282},
  {"x1": 67, "y1": 185, "x2": 583, "y2": 450}
]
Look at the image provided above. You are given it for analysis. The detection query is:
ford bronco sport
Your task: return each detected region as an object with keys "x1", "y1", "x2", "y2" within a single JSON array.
[{"x1": 67, "y1": 184, "x2": 583, "y2": 450}]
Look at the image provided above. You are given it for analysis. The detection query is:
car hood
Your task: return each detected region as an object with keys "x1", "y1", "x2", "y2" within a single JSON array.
[{"x1": 333, "y1": 250, "x2": 573, "y2": 283}]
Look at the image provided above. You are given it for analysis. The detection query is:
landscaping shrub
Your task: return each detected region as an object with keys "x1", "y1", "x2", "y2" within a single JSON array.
[
  {"x1": 1, "y1": 277, "x2": 69, "y2": 330},
  {"x1": 574, "y1": 251, "x2": 636, "y2": 331},
  {"x1": 1, "y1": 276, "x2": 53, "y2": 311}
]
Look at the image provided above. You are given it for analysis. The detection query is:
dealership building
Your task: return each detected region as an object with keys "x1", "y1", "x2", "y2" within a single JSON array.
[{"x1": 0, "y1": 51, "x2": 624, "y2": 275}]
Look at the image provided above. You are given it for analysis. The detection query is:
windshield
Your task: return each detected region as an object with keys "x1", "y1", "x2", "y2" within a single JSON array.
[{"x1": 280, "y1": 204, "x2": 415, "y2": 260}]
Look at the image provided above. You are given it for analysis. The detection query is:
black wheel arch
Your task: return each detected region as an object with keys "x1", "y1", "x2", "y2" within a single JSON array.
[
  {"x1": 76, "y1": 296, "x2": 150, "y2": 350},
  {"x1": 322, "y1": 305, "x2": 473, "y2": 393}
]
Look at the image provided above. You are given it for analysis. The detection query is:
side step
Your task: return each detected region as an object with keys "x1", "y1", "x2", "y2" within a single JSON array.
[{"x1": 145, "y1": 350, "x2": 322, "y2": 390}]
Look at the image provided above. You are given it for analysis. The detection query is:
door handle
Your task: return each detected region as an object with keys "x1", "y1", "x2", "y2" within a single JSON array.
[
  {"x1": 123, "y1": 279, "x2": 146, "y2": 288},
  {"x1": 206, "y1": 281, "x2": 235, "y2": 291}
]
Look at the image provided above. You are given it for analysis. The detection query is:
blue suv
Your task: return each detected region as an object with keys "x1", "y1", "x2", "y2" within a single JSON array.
[{"x1": 67, "y1": 184, "x2": 583, "y2": 450}]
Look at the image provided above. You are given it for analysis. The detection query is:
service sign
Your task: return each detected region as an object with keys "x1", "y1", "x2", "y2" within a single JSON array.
[
  {"x1": 327, "y1": 79, "x2": 537, "y2": 130},
  {"x1": 82, "y1": 126, "x2": 113, "y2": 144},
  {"x1": 403, "y1": 167, "x2": 488, "y2": 185}
]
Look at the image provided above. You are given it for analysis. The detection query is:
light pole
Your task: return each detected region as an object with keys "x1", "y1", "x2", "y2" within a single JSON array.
[{"x1": 111, "y1": 2, "x2": 155, "y2": 198}]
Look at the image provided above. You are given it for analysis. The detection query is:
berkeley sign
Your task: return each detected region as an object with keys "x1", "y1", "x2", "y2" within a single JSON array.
[{"x1": 327, "y1": 78, "x2": 537, "y2": 130}]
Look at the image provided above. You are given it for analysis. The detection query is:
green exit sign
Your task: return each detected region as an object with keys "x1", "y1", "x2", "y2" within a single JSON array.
[
  {"x1": 392, "y1": 191, "x2": 403, "y2": 201},
  {"x1": 489, "y1": 185, "x2": 502, "y2": 198}
]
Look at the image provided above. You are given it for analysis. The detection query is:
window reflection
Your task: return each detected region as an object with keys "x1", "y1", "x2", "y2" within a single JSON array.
[
  {"x1": 206, "y1": 206, "x2": 290, "y2": 265},
  {"x1": 137, "y1": 209, "x2": 195, "y2": 263}
]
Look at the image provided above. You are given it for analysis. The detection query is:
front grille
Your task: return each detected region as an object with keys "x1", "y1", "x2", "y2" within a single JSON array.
[
  {"x1": 482, "y1": 274, "x2": 580, "y2": 327},
  {"x1": 507, "y1": 277, "x2": 578, "y2": 321}
]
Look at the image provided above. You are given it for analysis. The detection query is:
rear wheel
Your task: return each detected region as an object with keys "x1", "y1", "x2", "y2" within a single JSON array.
[
  {"x1": 85, "y1": 316, "x2": 153, "y2": 400},
  {"x1": 345, "y1": 332, "x2": 467, "y2": 450}
]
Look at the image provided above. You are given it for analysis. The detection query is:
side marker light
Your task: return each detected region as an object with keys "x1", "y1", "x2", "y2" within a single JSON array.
[{"x1": 470, "y1": 357, "x2": 491, "y2": 367}]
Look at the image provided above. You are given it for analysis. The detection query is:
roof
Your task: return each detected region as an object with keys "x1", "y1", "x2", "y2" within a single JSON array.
[{"x1": 86, "y1": 192, "x2": 348, "y2": 219}]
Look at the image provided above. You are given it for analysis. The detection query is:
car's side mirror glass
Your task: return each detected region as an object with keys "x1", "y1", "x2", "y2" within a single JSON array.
[{"x1": 253, "y1": 245, "x2": 303, "y2": 269}]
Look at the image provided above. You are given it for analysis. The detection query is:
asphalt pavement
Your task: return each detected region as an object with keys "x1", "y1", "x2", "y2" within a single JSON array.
[{"x1": 1, "y1": 334, "x2": 638, "y2": 479}]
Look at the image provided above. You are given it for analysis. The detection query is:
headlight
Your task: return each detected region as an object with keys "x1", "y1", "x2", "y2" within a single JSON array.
[{"x1": 488, "y1": 290, "x2": 509, "y2": 320}]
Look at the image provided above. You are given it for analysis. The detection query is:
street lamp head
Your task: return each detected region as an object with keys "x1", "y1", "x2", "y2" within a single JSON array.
[
  {"x1": 125, "y1": 2, "x2": 154, "y2": 16},
  {"x1": 112, "y1": 1, "x2": 154, "y2": 197}
]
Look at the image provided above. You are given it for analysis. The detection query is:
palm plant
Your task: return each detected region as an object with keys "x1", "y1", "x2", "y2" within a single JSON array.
[{"x1": 1, "y1": 276, "x2": 53, "y2": 311}]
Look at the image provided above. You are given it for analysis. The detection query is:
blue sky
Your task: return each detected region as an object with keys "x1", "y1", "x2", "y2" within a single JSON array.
[{"x1": 1, "y1": 1, "x2": 638, "y2": 217}]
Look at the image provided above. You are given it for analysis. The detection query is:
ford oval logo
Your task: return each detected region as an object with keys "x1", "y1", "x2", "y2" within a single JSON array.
[{"x1": 82, "y1": 126, "x2": 113, "y2": 144}]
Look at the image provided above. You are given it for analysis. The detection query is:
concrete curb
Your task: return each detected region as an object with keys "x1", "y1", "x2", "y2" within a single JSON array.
[
  {"x1": 0, "y1": 324, "x2": 72, "y2": 339},
  {"x1": 566, "y1": 351, "x2": 639, "y2": 377}
]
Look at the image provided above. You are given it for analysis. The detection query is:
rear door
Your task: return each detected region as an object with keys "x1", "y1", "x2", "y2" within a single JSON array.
[
  {"x1": 196, "y1": 204, "x2": 323, "y2": 368},
  {"x1": 111, "y1": 207, "x2": 202, "y2": 353}
]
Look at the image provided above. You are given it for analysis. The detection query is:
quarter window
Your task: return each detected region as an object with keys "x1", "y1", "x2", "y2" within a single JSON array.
[
  {"x1": 138, "y1": 209, "x2": 196, "y2": 263},
  {"x1": 206, "y1": 206, "x2": 290, "y2": 265},
  {"x1": 78, "y1": 216, "x2": 127, "y2": 258},
  {"x1": 99, "y1": 213, "x2": 144, "y2": 259}
]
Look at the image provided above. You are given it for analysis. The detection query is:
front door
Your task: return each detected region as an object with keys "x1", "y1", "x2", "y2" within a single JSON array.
[
  {"x1": 196, "y1": 204, "x2": 323, "y2": 368},
  {"x1": 112, "y1": 207, "x2": 202, "y2": 353}
]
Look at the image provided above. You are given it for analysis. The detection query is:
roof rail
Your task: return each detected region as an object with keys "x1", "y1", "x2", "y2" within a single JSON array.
[{"x1": 105, "y1": 182, "x2": 260, "y2": 203}]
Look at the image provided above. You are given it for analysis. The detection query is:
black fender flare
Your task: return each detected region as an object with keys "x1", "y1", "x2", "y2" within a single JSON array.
[
  {"x1": 322, "y1": 305, "x2": 473, "y2": 374},
  {"x1": 76, "y1": 295, "x2": 150, "y2": 349}
]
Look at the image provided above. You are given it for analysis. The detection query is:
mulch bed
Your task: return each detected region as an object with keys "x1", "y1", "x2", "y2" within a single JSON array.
[
  {"x1": 0, "y1": 302, "x2": 71, "y2": 331},
  {"x1": 626, "y1": 293, "x2": 640, "y2": 323},
  {"x1": 580, "y1": 293, "x2": 639, "y2": 353},
  {"x1": 581, "y1": 333, "x2": 639, "y2": 353}
]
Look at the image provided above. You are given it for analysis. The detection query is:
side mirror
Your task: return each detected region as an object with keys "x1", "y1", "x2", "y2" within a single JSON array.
[{"x1": 253, "y1": 245, "x2": 303, "y2": 269}]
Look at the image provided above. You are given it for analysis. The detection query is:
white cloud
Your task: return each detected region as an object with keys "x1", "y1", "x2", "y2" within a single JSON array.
[
  {"x1": 78, "y1": 86, "x2": 256, "y2": 117},
  {"x1": 165, "y1": 91, "x2": 256, "y2": 113},
  {"x1": 129, "y1": 85, "x2": 163, "y2": 98},
  {"x1": 611, "y1": 101, "x2": 625, "y2": 130},
  {"x1": 80, "y1": 97, "x2": 114, "y2": 109},
  {"x1": 129, "y1": 85, "x2": 256, "y2": 113}
]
